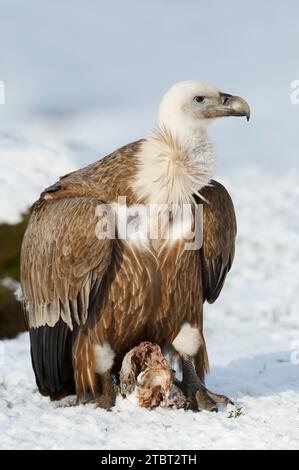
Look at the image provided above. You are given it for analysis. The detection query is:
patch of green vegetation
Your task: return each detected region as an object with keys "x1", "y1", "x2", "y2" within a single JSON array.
[
  {"x1": 0, "y1": 211, "x2": 30, "y2": 281},
  {"x1": 227, "y1": 407, "x2": 244, "y2": 419},
  {"x1": 0, "y1": 381, "x2": 7, "y2": 390},
  {"x1": 0, "y1": 284, "x2": 26, "y2": 339},
  {"x1": 0, "y1": 211, "x2": 29, "y2": 338}
]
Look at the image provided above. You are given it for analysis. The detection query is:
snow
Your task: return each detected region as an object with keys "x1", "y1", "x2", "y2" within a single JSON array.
[
  {"x1": 0, "y1": 132, "x2": 76, "y2": 223},
  {"x1": 1, "y1": 169, "x2": 299, "y2": 450},
  {"x1": 0, "y1": 0, "x2": 299, "y2": 451}
]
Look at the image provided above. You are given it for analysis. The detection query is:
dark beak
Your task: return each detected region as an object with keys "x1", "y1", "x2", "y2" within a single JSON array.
[{"x1": 204, "y1": 92, "x2": 251, "y2": 121}]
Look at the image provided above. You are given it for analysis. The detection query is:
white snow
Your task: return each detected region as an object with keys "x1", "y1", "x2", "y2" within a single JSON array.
[
  {"x1": 0, "y1": 0, "x2": 299, "y2": 451},
  {"x1": 1, "y1": 169, "x2": 299, "y2": 450},
  {"x1": 0, "y1": 132, "x2": 76, "y2": 223}
]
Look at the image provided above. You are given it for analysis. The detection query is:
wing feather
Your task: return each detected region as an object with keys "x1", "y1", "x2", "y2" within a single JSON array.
[
  {"x1": 199, "y1": 180, "x2": 237, "y2": 303},
  {"x1": 21, "y1": 196, "x2": 113, "y2": 330}
]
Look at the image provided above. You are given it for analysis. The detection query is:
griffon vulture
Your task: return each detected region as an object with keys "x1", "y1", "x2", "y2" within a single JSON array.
[{"x1": 21, "y1": 81, "x2": 250, "y2": 411}]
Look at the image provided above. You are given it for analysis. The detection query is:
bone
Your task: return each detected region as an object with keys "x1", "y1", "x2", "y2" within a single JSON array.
[{"x1": 119, "y1": 341, "x2": 186, "y2": 409}]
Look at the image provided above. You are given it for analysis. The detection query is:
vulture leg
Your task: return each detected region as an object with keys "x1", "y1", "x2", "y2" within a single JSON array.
[
  {"x1": 96, "y1": 371, "x2": 116, "y2": 410},
  {"x1": 180, "y1": 356, "x2": 233, "y2": 411},
  {"x1": 72, "y1": 331, "x2": 98, "y2": 402},
  {"x1": 72, "y1": 330, "x2": 116, "y2": 409},
  {"x1": 180, "y1": 356, "x2": 217, "y2": 412}
]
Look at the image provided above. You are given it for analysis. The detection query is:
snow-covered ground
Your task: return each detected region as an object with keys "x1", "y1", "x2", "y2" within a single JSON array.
[
  {"x1": 0, "y1": 0, "x2": 299, "y2": 451},
  {"x1": 1, "y1": 169, "x2": 299, "y2": 450}
]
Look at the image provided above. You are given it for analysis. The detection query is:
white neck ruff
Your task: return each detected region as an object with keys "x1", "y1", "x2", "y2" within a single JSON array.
[{"x1": 132, "y1": 126, "x2": 216, "y2": 205}]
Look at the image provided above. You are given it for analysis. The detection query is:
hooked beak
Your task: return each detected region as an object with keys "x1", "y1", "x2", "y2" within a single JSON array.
[{"x1": 204, "y1": 92, "x2": 251, "y2": 121}]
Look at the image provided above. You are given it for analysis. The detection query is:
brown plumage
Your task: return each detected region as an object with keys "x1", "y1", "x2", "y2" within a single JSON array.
[{"x1": 21, "y1": 80, "x2": 249, "y2": 410}]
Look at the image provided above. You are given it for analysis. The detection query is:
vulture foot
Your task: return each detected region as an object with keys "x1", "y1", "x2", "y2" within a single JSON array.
[
  {"x1": 205, "y1": 389, "x2": 234, "y2": 407},
  {"x1": 194, "y1": 386, "x2": 233, "y2": 412},
  {"x1": 181, "y1": 356, "x2": 233, "y2": 412},
  {"x1": 96, "y1": 393, "x2": 116, "y2": 410},
  {"x1": 93, "y1": 371, "x2": 117, "y2": 410}
]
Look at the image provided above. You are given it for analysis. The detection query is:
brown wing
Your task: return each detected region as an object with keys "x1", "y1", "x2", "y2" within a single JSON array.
[
  {"x1": 21, "y1": 196, "x2": 113, "y2": 330},
  {"x1": 200, "y1": 180, "x2": 237, "y2": 303}
]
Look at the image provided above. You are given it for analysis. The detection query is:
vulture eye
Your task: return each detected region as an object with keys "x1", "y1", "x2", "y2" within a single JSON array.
[{"x1": 194, "y1": 96, "x2": 205, "y2": 103}]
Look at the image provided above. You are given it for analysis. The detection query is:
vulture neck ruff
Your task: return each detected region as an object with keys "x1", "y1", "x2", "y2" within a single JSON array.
[{"x1": 133, "y1": 127, "x2": 216, "y2": 205}]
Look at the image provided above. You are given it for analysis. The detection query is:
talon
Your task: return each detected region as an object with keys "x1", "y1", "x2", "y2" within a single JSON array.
[
  {"x1": 195, "y1": 389, "x2": 218, "y2": 412},
  {"x1": 205, "y1": 388, "x2": 233, "y2": 407},
  {"x1": 180, "y1": 355, "x2": 233, "y2": 412},
  {"x1": 96, "y1": 396, "x2": 115, "y2": 410}
]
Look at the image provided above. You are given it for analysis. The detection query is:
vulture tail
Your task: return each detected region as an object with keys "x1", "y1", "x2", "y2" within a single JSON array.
[{"x1": 30, "y1": 318, "x2": 75, "y2": 400}]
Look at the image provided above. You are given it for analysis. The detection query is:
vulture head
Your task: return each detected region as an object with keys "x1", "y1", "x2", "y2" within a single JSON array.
[
  {"x1": 134, "y1": 80, "x2": 250, "y2": 205},
  {"x1": 159, "y1": 80, "x2": 250, "y2": 143}
]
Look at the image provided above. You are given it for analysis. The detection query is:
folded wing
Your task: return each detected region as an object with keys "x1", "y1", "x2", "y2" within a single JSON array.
[
  {"x1": 200, "y1": 181, "x2": 237, "y2": 303},
  {"x1": 21, "y1": 196, "x2": 113, "y2": 330}
]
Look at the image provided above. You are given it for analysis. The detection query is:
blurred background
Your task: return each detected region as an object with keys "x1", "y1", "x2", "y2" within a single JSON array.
[{"x1": 0, "y1": 0, "x2": 298, "y2": 338}]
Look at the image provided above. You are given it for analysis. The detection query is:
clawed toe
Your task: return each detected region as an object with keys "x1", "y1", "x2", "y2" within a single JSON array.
[
  {"x1": 195, "y1": 388, "x2": 218, "y2": 412},
  {"x1": 190, "y1": 386, "x2": 233, "y2": 412},
  {"x1": 96, "y1": 395, "x2": 116, "y2": 410},
  {"x1": 180, "y1": 355, "x2": 233, "y2": 412},
  {"x1": 205, "y1": 389, "x2": 234, "y2": 407}
]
